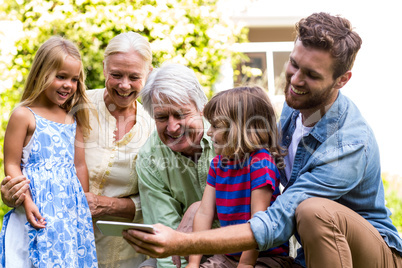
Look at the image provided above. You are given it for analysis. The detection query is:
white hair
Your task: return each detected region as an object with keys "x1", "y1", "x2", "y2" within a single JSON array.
[
  {"x1": 141, "y1": 63, "x2": 208, "y2": 117},
  {"x1": 104, "y1": 31, "x2": 152, "y2": 71}
]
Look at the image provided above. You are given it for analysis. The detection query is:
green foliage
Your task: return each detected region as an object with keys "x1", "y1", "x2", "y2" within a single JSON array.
[
  {"x1": 1, "y1": 0, "x2": 247, "y2": 91},
  {"x1": 0, "y1": 202, "x2": 9, "y2": 227},
  {"x1": 383, "y1": 176, "x2": 402, "y2": 233}
]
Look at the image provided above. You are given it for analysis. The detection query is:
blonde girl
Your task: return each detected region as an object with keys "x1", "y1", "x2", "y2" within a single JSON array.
[
  {"x1": 0, "y1": 36, "x2": 97, "y2": 267},
  {"x1": 187, "y1": 86, "x2": 291, "y2": 268}
]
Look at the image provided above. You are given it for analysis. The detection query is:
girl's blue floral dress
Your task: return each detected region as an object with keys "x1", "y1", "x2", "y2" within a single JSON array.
[{"x1": 0, "y1": 108, "x2": 97, "y2": 267}]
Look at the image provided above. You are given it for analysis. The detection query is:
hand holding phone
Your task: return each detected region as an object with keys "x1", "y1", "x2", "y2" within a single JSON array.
[{"x1": 96, "y1": 220, "x2": 155, "y2": 236}]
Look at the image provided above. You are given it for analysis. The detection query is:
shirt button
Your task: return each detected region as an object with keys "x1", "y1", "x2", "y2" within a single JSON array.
[{"x1": 45, "y1": 162, "x2": 52, "y2": 170}]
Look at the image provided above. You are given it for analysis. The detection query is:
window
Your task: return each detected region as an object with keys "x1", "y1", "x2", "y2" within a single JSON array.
[{"x1": 232, "y1": 42, "x2": 294, "y2": 113}]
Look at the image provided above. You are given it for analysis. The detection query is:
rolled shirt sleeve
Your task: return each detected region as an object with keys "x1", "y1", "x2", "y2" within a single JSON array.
[
  {"x1": 129, "y1": 194, "x2": 142, "y2": 223},
  {"x1": 249, "y1": 136, "x2": 369, "y2": 250}
]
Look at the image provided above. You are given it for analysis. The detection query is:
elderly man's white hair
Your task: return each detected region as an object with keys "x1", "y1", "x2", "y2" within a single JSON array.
[{"x1": 141, "y1": 63, "x2": 208, "y2": 117}]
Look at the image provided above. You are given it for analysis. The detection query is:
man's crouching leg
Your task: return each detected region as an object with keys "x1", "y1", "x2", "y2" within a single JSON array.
[{"x1": 295, "y1": 197, "x2": 400, "y2": 268}]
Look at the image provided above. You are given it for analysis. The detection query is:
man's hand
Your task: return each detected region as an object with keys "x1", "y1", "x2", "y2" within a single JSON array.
[
  {"x1": 123, "y1": 223, "x2": 185, "y2": 258},
  {"x1": 123, "y1": 222, "x2": 257, "y2": 260},
  {"x1": 1, "y1": 175, "x2": 30, "y2": 207}
]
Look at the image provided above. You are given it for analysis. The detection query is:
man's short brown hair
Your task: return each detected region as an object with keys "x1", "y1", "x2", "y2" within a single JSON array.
[{"x1": 296, "y1": 12, "x2": 362, "y2": 79}]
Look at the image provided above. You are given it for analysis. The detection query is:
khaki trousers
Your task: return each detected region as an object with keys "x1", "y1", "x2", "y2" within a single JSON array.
[
  {"x1": 200, "y1": 254, "x2": 299, "y2": 268},
  {"x1": 295, "y1": 197, "x2": 402, "y2": 268}
]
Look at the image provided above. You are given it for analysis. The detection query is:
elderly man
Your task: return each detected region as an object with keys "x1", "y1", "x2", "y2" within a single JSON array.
[
  {"x1": 136, "y1": 63, "x2": 216, "y2": 268},
  {"x1": 123, "y1": 12, "x2": 402, "y2": 268}
]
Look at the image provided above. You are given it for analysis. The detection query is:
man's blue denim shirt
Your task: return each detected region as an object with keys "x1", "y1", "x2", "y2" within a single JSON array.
[{"x1": 249, "y1": 92, "x2": 402, "y2": 265}]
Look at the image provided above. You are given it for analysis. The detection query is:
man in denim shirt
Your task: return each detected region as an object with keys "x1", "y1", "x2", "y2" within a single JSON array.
[{"x1": 124, "y1": 12, "x2": 402, "y2": 267}]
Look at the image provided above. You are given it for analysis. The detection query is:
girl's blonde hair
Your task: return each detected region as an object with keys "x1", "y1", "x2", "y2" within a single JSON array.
[
  {"x1": 204, "y1": 86, "x2": 285, "y2": 169},
  {"x1": 20, "y1": 36, "x2": 92, "y2": 136}
]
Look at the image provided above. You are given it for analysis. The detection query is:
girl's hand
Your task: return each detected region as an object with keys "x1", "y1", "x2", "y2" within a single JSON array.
[{"x1": 24, "y1": 200, "x2": 46, "y2": 229}]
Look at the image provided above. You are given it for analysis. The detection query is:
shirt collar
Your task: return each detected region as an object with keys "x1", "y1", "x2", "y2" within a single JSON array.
[{"x1": 307, "y1": 92, "x2": 348, "y2": 143}]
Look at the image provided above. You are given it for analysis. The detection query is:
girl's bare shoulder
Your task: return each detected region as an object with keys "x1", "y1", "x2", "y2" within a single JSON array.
[
  {"x1": 9, "y1": 106, "x2": 35, "y2": 122},
  {"x1": 6, "y1": 106, "x2": 36, "y2": 136},
  {"x1": 65, "y1": 113, "x2": 75, "y2": 124}
]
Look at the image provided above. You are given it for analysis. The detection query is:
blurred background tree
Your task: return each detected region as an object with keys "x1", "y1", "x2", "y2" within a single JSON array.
[{"x1": 0, "y1": 0, "x2": 247, "y2": 225}]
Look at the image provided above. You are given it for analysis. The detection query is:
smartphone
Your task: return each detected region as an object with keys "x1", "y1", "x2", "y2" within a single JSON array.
[{"x1": 96, "y1": 220, "x2": 155, "y2": 236}]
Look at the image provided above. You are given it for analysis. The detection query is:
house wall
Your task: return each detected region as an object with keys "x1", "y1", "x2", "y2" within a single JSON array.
[{"x1": 248, "y1": 27, "x2": 294, "y2": 42}]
